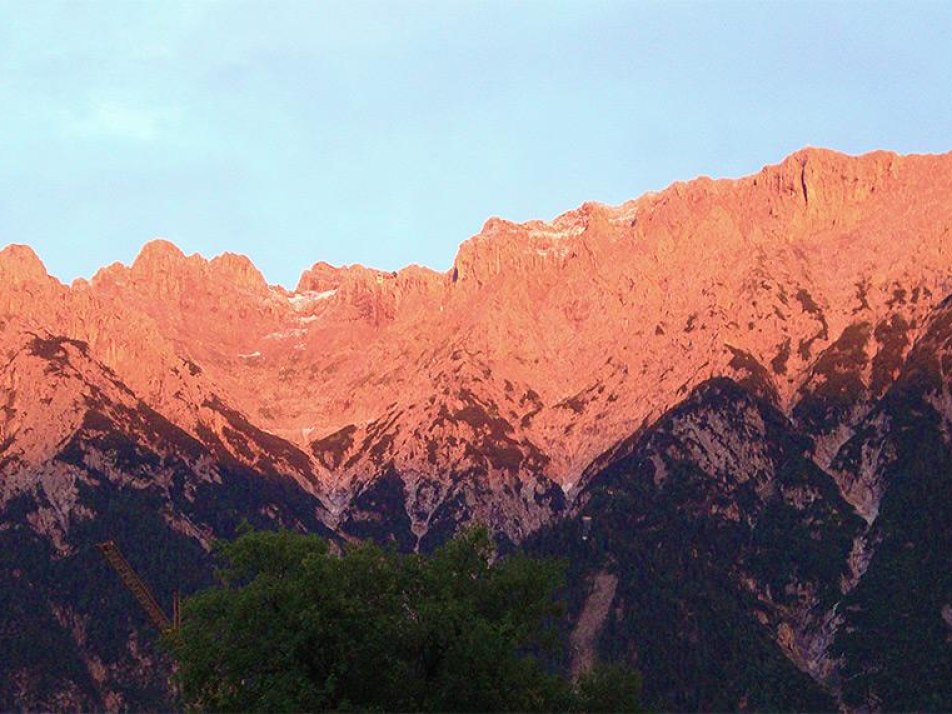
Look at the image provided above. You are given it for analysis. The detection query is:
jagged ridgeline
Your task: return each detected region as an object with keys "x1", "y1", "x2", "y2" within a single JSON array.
[{"x1": 1, "y1": 148, "x2": 952, "y2": 709}]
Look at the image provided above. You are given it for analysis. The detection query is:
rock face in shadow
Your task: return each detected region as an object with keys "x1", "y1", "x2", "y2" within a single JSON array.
[
  {"x1": 529, "y1": 378, "x2": 860, "y2": 711},
  {"x1": 524, "y1": 297, "x2": 952, "y2": 711},
  {"x1": 0, "y1": 334, "x2": 334, "y2": 710},
  {"x1": 828, "y1": 297, "x2": 952, "y2": 711}
]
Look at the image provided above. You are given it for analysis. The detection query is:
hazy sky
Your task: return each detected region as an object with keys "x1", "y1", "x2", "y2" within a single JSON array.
[{"x1": 2, "y1": 1, "x2": 951, "y2": 287}]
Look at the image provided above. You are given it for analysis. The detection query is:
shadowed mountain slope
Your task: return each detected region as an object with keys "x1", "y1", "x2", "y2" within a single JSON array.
[{"x1": 0, "y1": 332, "x2": 333, "y2": 710}]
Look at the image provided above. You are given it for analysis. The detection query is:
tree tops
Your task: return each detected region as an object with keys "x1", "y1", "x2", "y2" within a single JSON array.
[{"x1": 166, "y1": 527, "x2": 641, "y2": 712}]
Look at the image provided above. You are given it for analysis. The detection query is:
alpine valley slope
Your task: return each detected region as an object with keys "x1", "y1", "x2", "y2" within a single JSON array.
[{"x1": 2, "y1": 147, "x2": 952, "y2": 709}]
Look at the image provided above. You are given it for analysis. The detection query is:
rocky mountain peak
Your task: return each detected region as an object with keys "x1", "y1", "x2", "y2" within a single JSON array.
[
  {"x1": 295, "y1": 261, "x2": 349, "y2": 293},
  {"x1": 761, "y1": 146, "x2": 902, "y2": 216},
  {"x1": 131, "y1": 238, "x2": 188, "y2": 271},
  {"x1": 0, "y1": 243, "x2": 53, "y2": 287},
  {"x1": 207, "y1": 252, "x2": 268, "y2": 291}
]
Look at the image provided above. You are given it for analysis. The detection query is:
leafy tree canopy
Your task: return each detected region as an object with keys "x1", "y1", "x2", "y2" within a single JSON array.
[{"x1": 166, "y1": 526, "x2": 642, "y2": 712}]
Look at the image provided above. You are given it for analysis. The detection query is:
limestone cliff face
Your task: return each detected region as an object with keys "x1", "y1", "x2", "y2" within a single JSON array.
[{"x1": 3, "y1": 148, "x2": 952, "y2": 505}]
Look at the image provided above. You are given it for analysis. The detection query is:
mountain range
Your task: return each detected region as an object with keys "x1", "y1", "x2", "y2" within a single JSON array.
[{"x1": 2, "y1": 147, "x2": 951, "y2": 710}]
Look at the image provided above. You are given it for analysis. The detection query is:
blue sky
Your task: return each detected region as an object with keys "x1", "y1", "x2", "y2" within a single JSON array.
[{"x1": 2, "y1": 1, "x2": 951, "y2": 288}]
